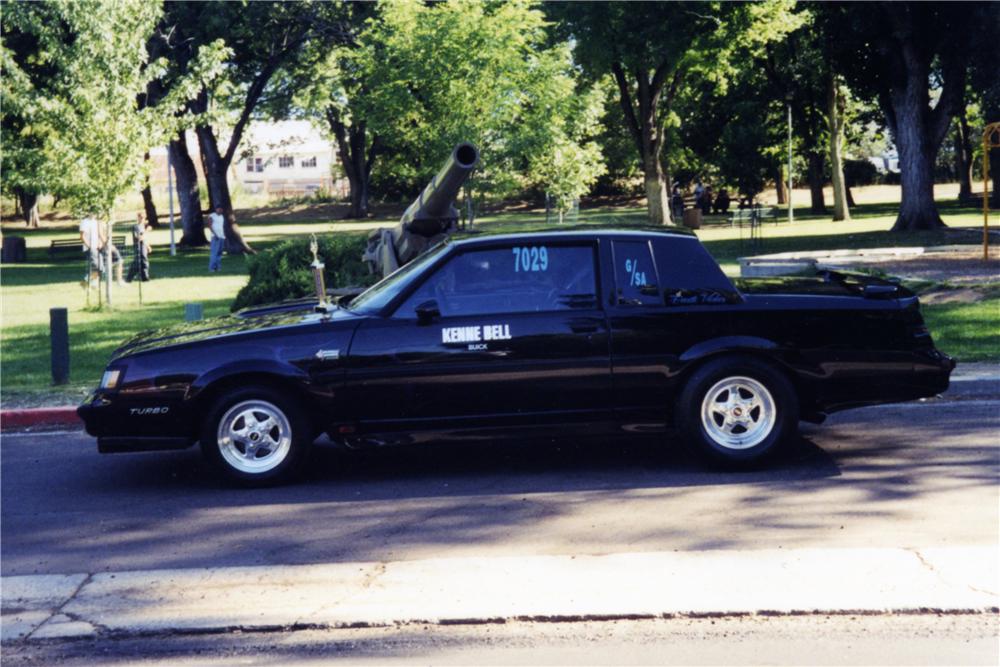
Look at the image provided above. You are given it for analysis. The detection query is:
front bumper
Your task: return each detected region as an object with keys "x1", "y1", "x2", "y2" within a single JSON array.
[{"x1": 78, "y1": 389, "x2": 197, "y2": 452}]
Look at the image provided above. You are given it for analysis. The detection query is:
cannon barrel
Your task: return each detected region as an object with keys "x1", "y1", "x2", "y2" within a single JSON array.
[
  {"x1": 398, "y1": 142, "x2": 479, "y2": 236},
  {"x1": 364, "y1": 142, "x2": 479, "y2": 278}
]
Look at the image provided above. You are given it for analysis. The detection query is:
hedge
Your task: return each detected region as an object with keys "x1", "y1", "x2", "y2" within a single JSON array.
[{"x1": 231, "y1": 234, "x2": 376, "y2": 311}]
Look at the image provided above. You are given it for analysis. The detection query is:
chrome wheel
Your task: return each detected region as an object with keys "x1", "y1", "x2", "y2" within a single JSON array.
[
  {"x1": 699, "y1": 376, "x2": 776, "y2": 450},
  {"x1": 216, "y1": 400, "x2": 292, "y2": 474}
]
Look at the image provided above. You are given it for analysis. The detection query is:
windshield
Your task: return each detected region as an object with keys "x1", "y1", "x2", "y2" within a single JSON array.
[{"x1": 347, "y1": 241, "x2": 450, "y2": 314}]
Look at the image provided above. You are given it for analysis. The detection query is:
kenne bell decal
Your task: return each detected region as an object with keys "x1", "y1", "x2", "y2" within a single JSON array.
[{"x1": 441, "y1": 324, "x2": 512, "y2": 345}]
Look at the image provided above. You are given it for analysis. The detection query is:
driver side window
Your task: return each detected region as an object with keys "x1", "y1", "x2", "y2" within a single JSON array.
[{"x1": 395, "y1": 244, "x2": 597, "y2": 318}]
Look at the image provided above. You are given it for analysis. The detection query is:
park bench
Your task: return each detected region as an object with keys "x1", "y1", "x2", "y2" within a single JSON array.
[
  {"x1": 48, "y1": 235, "x2": 126, "y2": 259},
  {"x1": 729, "y1": 207, "x2": 779, "y2": 228}
]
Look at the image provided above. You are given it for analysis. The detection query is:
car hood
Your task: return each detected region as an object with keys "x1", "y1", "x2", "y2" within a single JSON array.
[{"x1": 112, "y1": 305, "x2": 361, "y2": 360}]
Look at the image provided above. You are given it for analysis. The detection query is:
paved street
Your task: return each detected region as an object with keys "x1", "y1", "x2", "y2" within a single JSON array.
[
  {"x1": 2, "y1": 376, "x2": 998, "y2": 663},
  {"x1": 2, "y1": 386, "x2": 998, "y2": 577}
]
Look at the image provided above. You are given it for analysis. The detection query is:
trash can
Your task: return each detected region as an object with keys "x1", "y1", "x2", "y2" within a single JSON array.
[
  {"x1": 1, "y1": 236, "x2": 27, "y2": 263},
  {"x1": 682, "y1": 208, "x2": 703, "y2": 229}
]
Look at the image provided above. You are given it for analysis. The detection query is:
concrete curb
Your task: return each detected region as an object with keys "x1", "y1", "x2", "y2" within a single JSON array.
[
  {"x1": 2, "y1": 546, "x2": 997, "y2": 642},
  {"x1": 0, "y1": 407, "x2": 80, "y2": 432}
]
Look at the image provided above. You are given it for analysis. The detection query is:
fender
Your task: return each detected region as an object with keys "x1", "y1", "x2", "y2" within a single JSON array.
[
  {"x1": 679, "y1": 335, "x2": 778, "y2": 363},
  {"x1": 187, "y1": 359, "x2": 312, "y2": 400}
]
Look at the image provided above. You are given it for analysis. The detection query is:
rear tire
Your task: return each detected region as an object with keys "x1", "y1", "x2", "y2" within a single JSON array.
[
  {"x1": 200, "y1": 386, "x2": 311, "y2": 486},
  {"x1": 677, "y1": 356, "x2": 798, "y2": 467}
]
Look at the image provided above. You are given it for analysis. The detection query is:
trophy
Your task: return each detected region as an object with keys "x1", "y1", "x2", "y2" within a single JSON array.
[{"x1": 309, "y1": 234, "x2": 330, "y2": 311}]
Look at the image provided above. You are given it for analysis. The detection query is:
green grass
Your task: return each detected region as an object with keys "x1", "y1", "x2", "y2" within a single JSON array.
[
  {"x1": 1, "y1": 196, "x2": 995, "y2": 405},
  {"x1": 922, "y1": 296, "x2": 1000, "y2": 363}
]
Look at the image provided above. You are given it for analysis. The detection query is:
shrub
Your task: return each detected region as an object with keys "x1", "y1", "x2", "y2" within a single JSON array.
[
  {"x1": 231, "y1": 233, "x2": 376, "y2": 311},
  {"x1": 844, "y1": 159, "x2": 879, "y2": 187}
]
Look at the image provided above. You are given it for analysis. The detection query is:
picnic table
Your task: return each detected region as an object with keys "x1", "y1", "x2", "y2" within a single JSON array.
[{"x1": 48, "y1": 236, "x2": 126, "y2": 259}]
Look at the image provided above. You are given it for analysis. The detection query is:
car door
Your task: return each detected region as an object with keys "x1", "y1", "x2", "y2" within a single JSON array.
[
  {"x1": 607, "y1": 237, "x2": 735, "y2": 424},
  {"x1": 344, "y1": 241, "x2": 612, "y2": 432}
]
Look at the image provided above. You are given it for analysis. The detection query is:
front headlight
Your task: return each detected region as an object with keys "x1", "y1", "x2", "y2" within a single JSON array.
[{"x1": 100, "y1": 368, "x2": 122, "y2": 390}]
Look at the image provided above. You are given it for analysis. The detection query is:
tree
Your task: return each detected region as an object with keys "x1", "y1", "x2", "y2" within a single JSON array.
[
  {"x1": 528, "y1": 83, "x2": 607, "y2": 221},
  {"x1": 755, "y1": 12, "x2": 831, "y2": 216},
  {"x1": 551, "y1": 1, "x2": 801, "y2": 225},
  {"x1": 2, "y1": 1, "x2": 161, "y2": 221},
  {"x1": 827, "y1": 75, "x2": 851, "y2": 221},
  {"x1": 1, "y1": 5, "x2": 60, "y2": 228},
  {"x1": 820, "y1": 2, "x2": 976, "y2": 230},
  {"x1": 160, "y1": 2, "x2": 349, "y2": 252},
  {"x1": 284, "y1": 2, "x2": 378, "y2": 218},
  {"x1": 293, "y1": 0, "x2": 605, "y2": 217},
  {"x1": 967, "y1": 6, "x2": 1000, "y2": 207},
  {"x1": 2, "y1": 1, "x2": 225, "y2": 246}
]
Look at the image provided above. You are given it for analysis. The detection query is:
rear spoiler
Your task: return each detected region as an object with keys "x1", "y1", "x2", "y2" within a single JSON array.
[{"x1": 816, "y1": 269, "x2": 904, "y2": 300}]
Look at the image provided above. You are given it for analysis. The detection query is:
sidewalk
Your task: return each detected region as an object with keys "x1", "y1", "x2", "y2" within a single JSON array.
[{"x1": 3, "y1": 546, "x2": 997, "y2": 642}]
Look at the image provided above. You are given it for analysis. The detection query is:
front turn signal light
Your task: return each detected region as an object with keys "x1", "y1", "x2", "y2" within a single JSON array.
[{"x1": 101, "y1": 369, "x2": 122, "y2": 389}]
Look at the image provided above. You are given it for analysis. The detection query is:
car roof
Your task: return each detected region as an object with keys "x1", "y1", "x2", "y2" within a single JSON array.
[{"x1": 452, "y1": 227, "x2": 698, "y2": 248}]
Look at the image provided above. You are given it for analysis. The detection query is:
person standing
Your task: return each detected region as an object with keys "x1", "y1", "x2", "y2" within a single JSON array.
[
  {"x1": 699, "y1": 186, "x2": 713, "y2": 215},
  {"x1": 127, "y1": 212, "x2": 152, "y2": 282},
  {"x1": 79, "y1": 213, "x2": 102, "y2": 286},
  {"x1": 98, "y1": 221, "x2": 126, "y2": 286},
  {"x1": 206, "y1": 206, "x2": 225, "y2": 272}
]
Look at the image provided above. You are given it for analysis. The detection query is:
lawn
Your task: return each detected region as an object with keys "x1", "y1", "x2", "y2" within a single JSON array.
[
  {"x1": 1, "y1": 193, "x2": 996, "y2": 406},
  {"x1": 921, "y1": 296, "x2": 1000, "y2": 363}
]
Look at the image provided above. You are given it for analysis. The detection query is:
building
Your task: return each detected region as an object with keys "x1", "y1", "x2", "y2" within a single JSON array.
[{"x1": 148, "y1": 120, "x2": 348, "y2": 199}]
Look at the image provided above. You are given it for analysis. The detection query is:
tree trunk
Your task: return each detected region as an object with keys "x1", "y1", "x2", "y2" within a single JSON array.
[
  {"x1": 807, "y1": 152, "x2": 826, "y2": 214},
  {"x1": 954, "y1": 109, "x2": 973, "y2": 200},
  {"x1": 16, "y1": 189, "x2": 39, "y2": 228},
  {"x1": 195, "y1": 124, "x2": 254, "y2": 254},
  {"x1": 774, "y1": 165, "x2": 787, "y2": 205},
  {"x1": 827, "y1": 76, "x2": 851, "y2": 221},
  {"x1": 893, "y1": 117, "x2": 943, "y2": 230},
  {"x1": 169, "y1": 132, "x2": 207, "y2": 247},
  {"x1": 140, "y1": 153, "x2": 159, "y2": 228},
  {"x1": 198, "y1": 140, "x2": 216, "y2": 212},
  {"x1": 611, "y1": 61, "x2": 679, "y2": 226},
  {"x1": 348, "y1": 175, "x2": 369, "y2": 218},
  {"x1": 993, "y1": 144, "x2": 1000, "y2": 210},
  {"x1": 884, "y1": 67, "x2": 951, "y2": 231},
  {"x1": 643, "y1": 158, "x2": 670, "y2": 225},
  {"x1": 879, "y1": 8, "x2": 968, "y2": 231},
  {"x1": 141, "y1": 185, "x2": 159, "y2": 228},
  {"x1": 845, "y1": 183, "x2": 856, "y2": 208},
  {"x1": 327, "y1": 108, "x2": 377, "y2": 219}
]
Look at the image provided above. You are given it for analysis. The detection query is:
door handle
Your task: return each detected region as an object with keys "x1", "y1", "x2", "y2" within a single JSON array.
[{"x1": 571, "y1": 324, "x2": 599, "y2": 334}]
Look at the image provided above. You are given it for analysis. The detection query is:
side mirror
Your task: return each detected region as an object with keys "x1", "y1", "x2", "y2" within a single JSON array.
[{"x1": 415, "y1": 299, "x2": 441, "y2": 324}]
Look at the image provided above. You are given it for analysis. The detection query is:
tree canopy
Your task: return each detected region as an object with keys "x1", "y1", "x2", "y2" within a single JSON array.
[{"x1": 2, "y1": 0, "x2": 997, "y2": 235}]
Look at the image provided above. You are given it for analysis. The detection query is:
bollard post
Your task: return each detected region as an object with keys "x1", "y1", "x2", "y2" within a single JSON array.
[
  {"x1": 185, "y1": 303, "x2": 203, "y2": 321},
  {"x1": 50, "y1": 307, "x2": 69, "y2": 385}
]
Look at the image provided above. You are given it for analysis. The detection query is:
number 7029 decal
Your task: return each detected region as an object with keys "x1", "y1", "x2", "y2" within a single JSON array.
[{"x1": 511, "y1": 246, "x2": 549, "y2": 272}]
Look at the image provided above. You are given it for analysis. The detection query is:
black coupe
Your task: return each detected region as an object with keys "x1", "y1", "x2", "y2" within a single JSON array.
[{"x1": 79, "y1": 229, "x2": 954, "y2": 484}]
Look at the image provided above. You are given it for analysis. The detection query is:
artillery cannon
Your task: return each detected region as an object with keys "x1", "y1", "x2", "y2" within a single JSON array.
[{"x1": 363, "y1": 142, "x2": 479, "y2": 278}]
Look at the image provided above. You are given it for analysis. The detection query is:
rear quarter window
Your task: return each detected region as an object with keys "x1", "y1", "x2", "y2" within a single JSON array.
[{"x1": 652, "y1": 237, "x2": 737, "y2": 304}]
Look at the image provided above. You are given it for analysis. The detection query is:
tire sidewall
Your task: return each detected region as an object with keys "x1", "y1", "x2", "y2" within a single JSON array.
[
  {"x1": 678, "y1": 356, "x2": 798, "y2": 466},
  {"x1": 200, "y1": 386, "x2": 310, "y2": 485}
]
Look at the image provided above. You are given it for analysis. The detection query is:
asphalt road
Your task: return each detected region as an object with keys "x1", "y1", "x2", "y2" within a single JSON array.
[
  {"x1": 3, "y1": 614, "x2": 997, "y2": 666},
  {"x1": 3, "y1": 387, "x2": 997, "y2": 577}
]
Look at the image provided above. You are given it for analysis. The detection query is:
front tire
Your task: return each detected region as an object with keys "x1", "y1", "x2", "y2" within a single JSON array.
[
  {"x1": 200, "y1": 386, "x2": 311, "y2": 485},
  {"x1": 677, "y1": 356, "x2": 798, "y2": 467}
]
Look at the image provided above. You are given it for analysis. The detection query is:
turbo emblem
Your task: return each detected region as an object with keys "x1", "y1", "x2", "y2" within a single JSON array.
[{"x1": 130, "y1": 407, "x2": 169, "y2": 416}]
